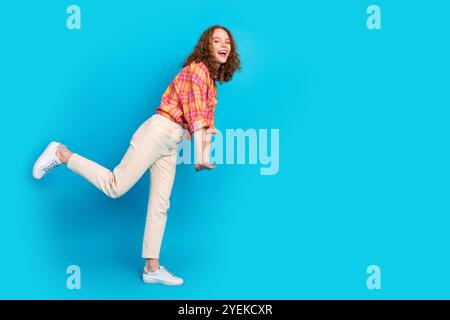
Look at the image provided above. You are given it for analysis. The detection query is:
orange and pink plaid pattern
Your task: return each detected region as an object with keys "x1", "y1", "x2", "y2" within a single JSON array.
[{"x1": 155, "y1": 61, "x2": 218, "y2": 134}]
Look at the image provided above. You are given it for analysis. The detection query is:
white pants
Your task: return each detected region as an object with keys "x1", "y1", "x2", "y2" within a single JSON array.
[{"x1": 67, "y1": 113, "x2": 187, "y2": 258}]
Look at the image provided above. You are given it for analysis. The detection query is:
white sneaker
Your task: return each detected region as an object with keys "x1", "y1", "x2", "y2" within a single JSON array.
[
  {"x1": 32, "y1": 141, "x2": 66, "y2": 179},
  {"x1": 142, "y1": 266, "x2": 184, "y2": 286}
]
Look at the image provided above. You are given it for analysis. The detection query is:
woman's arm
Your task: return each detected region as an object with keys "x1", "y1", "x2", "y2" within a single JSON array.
[
  {"x1": 193, "y1": 129, "x2": 204, "y2": 165},
  {"x1": 180, "y1": 63, "x2": 217, "y2": 171},
  {"x1": 202, "y1": 129, "x2": 213, "y2": 164},
  {"x1": 193, "y1": 128, "x2": 216, "y2": 172}
]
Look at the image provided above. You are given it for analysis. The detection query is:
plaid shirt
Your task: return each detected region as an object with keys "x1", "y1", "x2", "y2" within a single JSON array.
[{"x1": 155, "y1": 61, "x2": 218, "y2": 134}]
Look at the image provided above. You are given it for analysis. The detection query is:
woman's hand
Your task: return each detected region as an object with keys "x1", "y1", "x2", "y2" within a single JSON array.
[
  {"x1": 195, "y1": 163, "x2": 217, "y2": 172},
  {"x1": 193, "y1": 128, "x2": 216, "y2": 172},
  {"x1": 205, "y1": 127, "x2": 217, "y2": 135}
]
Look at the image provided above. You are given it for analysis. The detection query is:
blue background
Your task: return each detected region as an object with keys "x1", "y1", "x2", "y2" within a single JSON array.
[{"x1": 1, "y1": 0, "x2": 449, "y2": 299}]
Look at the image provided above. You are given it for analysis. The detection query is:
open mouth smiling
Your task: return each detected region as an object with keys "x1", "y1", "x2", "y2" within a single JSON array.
[{"x1": 217, "y1": 50, "x2": 228, "y2": 57}]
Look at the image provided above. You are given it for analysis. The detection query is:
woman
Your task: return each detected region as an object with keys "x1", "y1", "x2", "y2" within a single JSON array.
[{"x1": 32, "y1": 25, "x2": 240, "y2": 286}]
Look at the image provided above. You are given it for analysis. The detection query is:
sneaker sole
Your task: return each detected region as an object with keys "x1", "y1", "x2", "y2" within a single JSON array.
[{"x1": 142, "y1": 274, "x2": 184, "y2": 286}]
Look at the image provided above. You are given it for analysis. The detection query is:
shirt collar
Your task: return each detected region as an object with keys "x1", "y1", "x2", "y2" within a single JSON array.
[
  {"x1": 197, "y1": 61, "x2": 210, "y2": 74},
  {"x1": 197, "y1": 61, "x2": 218, "y2": 87}
]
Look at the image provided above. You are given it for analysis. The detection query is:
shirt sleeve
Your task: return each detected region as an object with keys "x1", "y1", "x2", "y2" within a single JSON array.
[{"x1": 182, "y1": 63, "x2": 212, "y2": 134}]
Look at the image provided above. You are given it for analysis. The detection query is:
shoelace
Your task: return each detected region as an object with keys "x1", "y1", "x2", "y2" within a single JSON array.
[
  {"x1": 159, "y1": 267, "x2": 176, "y2": 279},
  {"x1": 42, "y1": 159, "x2": 62, "y2": 173}
]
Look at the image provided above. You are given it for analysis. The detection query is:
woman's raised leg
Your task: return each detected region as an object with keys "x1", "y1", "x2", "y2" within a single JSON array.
[{"x1": 64, "y1": 119, "x2": 170, "y2": 199}]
